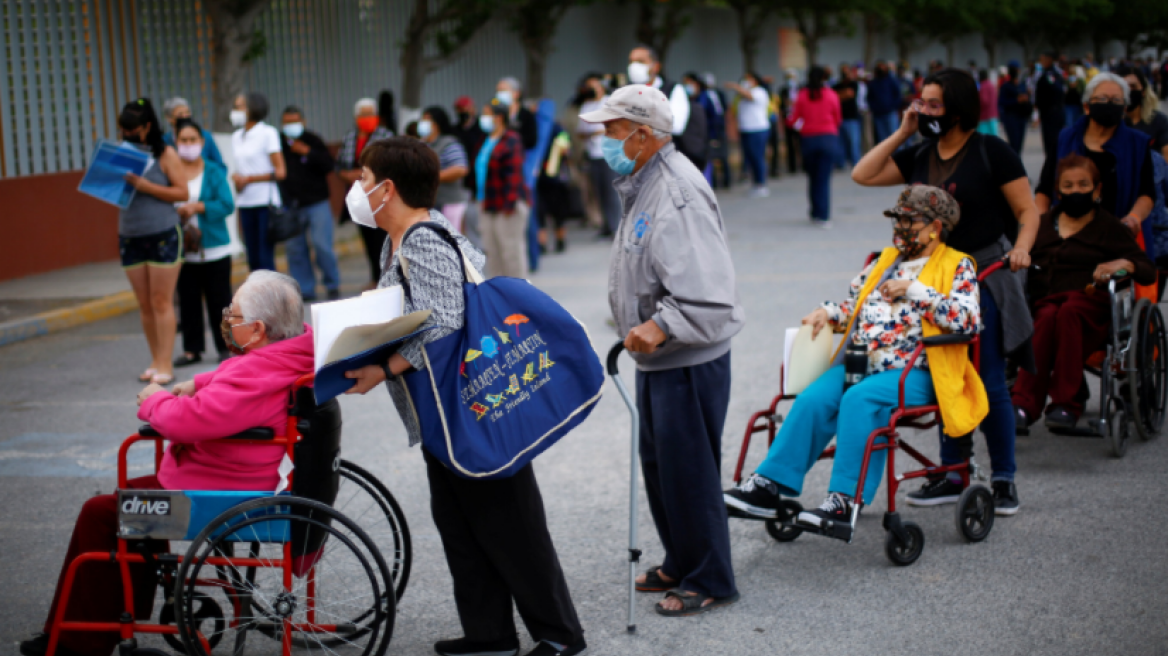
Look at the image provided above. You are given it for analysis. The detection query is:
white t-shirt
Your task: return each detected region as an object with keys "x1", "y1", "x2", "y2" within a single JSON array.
[
  {"x1": 578, "y1": 98, "x2": 606, "y2": 159},
  {"x1": 231, "y1": 122, "x2": 282, "y2": 208},
  {"x1": 737, "y1": 86, "x2": 771, "y2": 133},
  {"x1": 176, "y1": 172, "x2": 231, "y2": 263}
]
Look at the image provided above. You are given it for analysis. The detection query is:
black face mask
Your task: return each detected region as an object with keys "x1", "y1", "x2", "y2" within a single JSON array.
[
  {"x1": 1128, "y1": 89, "x2": 1144, "y2": 112},
  {"x1": 457, "y1": 112, "x2": 471, "y2": 124},
  {"x1": 1058, "y1": 190, "x2": 1097, "y2": 219},
  {"x1": 122, "y1": 130, "x2": 143, "y2": 144},
  {"x1": 1088, "y1": 102, "x2": 1124, "y2": 128},
  {"x1": 918, "y1": 114, "x2": 954, "y2": 139}
]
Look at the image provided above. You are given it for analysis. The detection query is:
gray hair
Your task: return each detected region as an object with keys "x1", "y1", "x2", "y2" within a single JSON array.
[
  {"x1": 236, "y1": 271, "x2": 304, "y2": 342},
  {"x1": 162, "y1": 97, "x2": 190, "y2": 119},
  {"x1": 1084, "y1": 72, "x2": 1130, "y2": 105},
  {"x1": 499, "y1": 76, "x2": 522, "y2": 96},
  {"x1": 354, "y1": 97, "x2": 377, "y2": 116},
  {"x1": 651, "y1": 127, "x2": 670, "y2": 139}
]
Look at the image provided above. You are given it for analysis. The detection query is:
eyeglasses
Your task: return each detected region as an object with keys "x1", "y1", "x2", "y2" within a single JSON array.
[
  {"x1": 1088, "y1": 96, "x2": 1125, "y2": 106},
  {"x1": 222, "y1": 307, "x2": 245, "y2": 322}
]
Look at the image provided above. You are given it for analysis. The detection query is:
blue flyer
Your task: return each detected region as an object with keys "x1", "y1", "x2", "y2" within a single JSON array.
[{"x1": 78, "y1": 140, "x2": 151, "y2": 209}]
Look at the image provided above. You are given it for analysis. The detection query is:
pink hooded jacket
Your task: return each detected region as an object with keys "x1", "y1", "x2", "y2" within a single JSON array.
[{"x1": 137, "y1": 326, "x2": 315, "y2": 491}]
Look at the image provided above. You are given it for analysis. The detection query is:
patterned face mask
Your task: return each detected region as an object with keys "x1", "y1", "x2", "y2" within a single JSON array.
[{"x1": 892, "y1": 222, "x2": 929, "y2": 259}]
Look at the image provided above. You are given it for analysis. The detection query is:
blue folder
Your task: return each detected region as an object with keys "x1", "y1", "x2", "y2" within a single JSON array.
[
  {"x1": 78, "y1": 140, "x2": 151, "y2": 208},
  {"x1": 313, "y1": 327, "x2": 434, "y2": 404}
]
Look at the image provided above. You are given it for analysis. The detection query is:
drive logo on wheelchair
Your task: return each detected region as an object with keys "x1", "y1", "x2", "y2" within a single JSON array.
[{"x1": 120, "y1": 495, "x2": 171, "y2": 515}]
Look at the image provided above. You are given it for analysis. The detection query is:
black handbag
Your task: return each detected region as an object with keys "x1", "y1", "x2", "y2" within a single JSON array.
[{"x1": 267, "y1": 184, "x2": 304, "y2": 243}]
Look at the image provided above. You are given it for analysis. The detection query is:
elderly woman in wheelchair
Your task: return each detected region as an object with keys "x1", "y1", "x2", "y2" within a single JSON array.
[
  {"x1": 725, "y1": 185, "x2": 985, "y2": 532},
  {"x1": 21, "y1": 271, "x2": 313, "y2": 656},
  {"x1": 1012, "y1": 154, "x2": 1156, "y2": 433}
]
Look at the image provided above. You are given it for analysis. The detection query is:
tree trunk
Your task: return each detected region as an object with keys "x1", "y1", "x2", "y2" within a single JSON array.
[
  {"x1": 863, "y1": 13, "x2": 880, "y2": 69},
  {"x1": 400, "y1": 0, "x2": 430, "y2": 109},
  {"x1": 983, "y1": 34, "x2": 997, "y2": 69},
  {"x1": 946, "y1": 40, "x2": 955, "y2": 67},
  {"x1": 205, "y1": 0, "x2": 271, "y2": 132},
  {"x1": 804, "y1": 34, "x2": 819, "y2": 67},
  {"x1": 733, "y1": 4, "x2": 758, "y2": 73},
  {"x1": 525, "y1": 45, "x2": 547, "y2": 99}
]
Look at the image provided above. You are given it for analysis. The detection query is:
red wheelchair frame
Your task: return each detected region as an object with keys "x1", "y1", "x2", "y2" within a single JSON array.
[
  {"x1": 730, "y1": 260, "x2": 1004, "y2": 565},
  {"x1": 44, "y1": 373, "x2": 365, "y2": 656}
]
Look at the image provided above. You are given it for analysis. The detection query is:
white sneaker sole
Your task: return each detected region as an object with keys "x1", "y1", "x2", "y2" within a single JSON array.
[
  {"x1": 796, "y1": 510, "x2": 825, "y2": 527},
  {"x1": 904, "y1": 494, "x2": 960, "y2": 507},
  {"x1": 723, "y1": 494, "x2": 778, "y2": 519},
  {"x1": 994, "y1": 504, "x2": 1020, "y2": 516}
]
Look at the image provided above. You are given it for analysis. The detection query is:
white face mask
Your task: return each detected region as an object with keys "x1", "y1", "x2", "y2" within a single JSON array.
[
  {"x1": 418, "y1": 119, "x2": 433, "y2": 138},
  {"x1": 628, "y1": 62, "x2": 652, "y2": 85},
  {"x1": 177, "y1": 143, "x2": 202, "y2": 162},
  {"x1": 479, "y1": 115, "x2": 495, "y2": 133},
  {"x1": 496, "y1": 90, "x2": 514, "y2": 106},
  {"x1": 230, "y1": 110, "x2": 247, "y2": 128},
  {"x1": 345, "y1": 179, "x2": 386, "y2": 229}
]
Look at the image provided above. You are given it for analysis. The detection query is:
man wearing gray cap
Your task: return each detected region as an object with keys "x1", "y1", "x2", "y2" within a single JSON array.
[{"x1": 581, "y1": 85, "x2": 744, "y2": 616}]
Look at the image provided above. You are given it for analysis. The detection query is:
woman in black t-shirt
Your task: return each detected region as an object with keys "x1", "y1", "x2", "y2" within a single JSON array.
[
  {"x1": 1120, "y1": 66, "x2": 1168, "y2": 159},
  {"x1": 852, "y1": 68, "x2": 1041, "y2": 516}
]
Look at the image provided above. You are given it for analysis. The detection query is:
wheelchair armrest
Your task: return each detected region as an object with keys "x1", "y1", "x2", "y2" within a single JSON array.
[
  {"x1": 223, "y1": 427, "x2": 276, "y2": 440},
  {"x1": 139, "y1": 424, "x2": 161, "y2": 437},
  {"x1": 922, "y1": 334, "x2": 975, "y2": 346}
]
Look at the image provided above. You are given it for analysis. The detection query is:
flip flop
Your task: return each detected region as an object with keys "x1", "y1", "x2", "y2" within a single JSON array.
[
  {"x1": 655, "y1": 590, "x2": 741, "y2": 617},
  {"x1": 636, "y1": 566, "x2": 675, "y2": 592},
  {"x1": 138, "y1": 368, "x2": 158, "y2": 382},
  {"x1": 151, "y1": 372, "x2": 175, "y2": 386}
]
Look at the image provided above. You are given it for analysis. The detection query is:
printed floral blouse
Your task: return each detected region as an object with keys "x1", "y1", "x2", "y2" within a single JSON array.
[{"x1": 822, "y1": 255, "x2": 981, "y2": 374}]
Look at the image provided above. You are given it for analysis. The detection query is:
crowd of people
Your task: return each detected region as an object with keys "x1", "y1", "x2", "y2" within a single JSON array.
[{"x1": 28, "y1": 43, "x2": 1168, "y2": 656}]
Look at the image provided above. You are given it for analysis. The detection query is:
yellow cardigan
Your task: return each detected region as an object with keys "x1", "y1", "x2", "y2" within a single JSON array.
[{"x1": 830, "y1": 245, "x2": 988, "y2": 437}]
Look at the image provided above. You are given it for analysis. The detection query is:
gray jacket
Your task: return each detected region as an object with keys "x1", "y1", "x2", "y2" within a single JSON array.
[{"x1": 609, "y1": 142, "x2": 745, "y2": 371}]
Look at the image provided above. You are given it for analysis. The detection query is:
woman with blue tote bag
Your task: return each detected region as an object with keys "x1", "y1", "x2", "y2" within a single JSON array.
[{"x1": 342, "y1": 138, "x2": 587, "y2": 656}]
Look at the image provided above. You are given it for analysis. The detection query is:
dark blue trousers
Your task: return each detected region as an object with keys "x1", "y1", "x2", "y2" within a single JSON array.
[
  {"x1": 635, "y1": 351, "x2": 736, "y2": 599},
  {"x1": 239, "y1": 206, "x2": 275, "y2": 271}
]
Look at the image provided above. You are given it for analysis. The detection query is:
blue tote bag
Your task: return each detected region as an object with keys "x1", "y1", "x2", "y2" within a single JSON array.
[{"x1": 400, "y1": 224, "x2": 604, "y2": 479}]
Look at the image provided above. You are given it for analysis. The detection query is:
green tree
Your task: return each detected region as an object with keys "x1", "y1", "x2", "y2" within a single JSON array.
[
  {"x1": 725, "y1": 0, "x2": 775, "y2": 72},
  {"x1": 631, "y1": 0, "x2": 703, "y2": 65},
  {"x1": 204, "y1": 0, "x2": 273, "y2": 132},
  {"x1": 786, "y1": 1, "x2": 858, "y2": 67},
  {"x1": 1090, "y1": 0, "x2": 1162, "y2": 59},
  {"x1": 504, "y1": 0, "x2": 577, "y2": 99},
  {"x1": 399, "y1": 0, "x2": 496, "y2": 109}
]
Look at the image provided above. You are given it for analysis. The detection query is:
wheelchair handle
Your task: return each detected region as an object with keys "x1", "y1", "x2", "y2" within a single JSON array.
[{"x1": 607, "y1": 342, "x2": 626, "y2": 376}]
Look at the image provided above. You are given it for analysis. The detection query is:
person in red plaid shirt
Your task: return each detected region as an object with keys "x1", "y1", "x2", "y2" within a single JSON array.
[{"x1": 474, "y1": 101, "x2": 529, "y2": 278}]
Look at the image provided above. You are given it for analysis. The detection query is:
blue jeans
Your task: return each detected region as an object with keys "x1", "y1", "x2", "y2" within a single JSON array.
[
  {"x1": 839, "y1": 119, "x2": 862, "y2": 167},
  {"x1": 873, "y1": 112, "x2": 899, "y2": 144},
  {"x1": 741, "y1": 130, "x2": 769, "y2": 186},
  {"x1": 940, "y1": 288, "x2": 1016, "y2": 481},
  {"x1": 636, "y1": 352, "x2": 736, "y2": 599},
  {"x1": 756, "y1": 365, "x2": 936, "y2": 504},
  {"x1": 285, "y1": 199, "x2": 340, "y2": 297},
  {"x1": 801, "y1": 135, "x2": 840, "y2": 220},
  {"x1": 239, "y1": 206, "x2": 275, "y2": 272}
]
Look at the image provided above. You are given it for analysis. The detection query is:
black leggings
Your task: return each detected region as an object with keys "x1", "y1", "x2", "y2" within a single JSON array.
[{"x1": 177, "y1": 257, "x2": 232, "y2": 356}]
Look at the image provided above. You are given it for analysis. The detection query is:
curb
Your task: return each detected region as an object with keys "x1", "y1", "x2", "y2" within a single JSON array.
[{"x1": 0, "y1": 237, "x2": 366, "y2": 348}]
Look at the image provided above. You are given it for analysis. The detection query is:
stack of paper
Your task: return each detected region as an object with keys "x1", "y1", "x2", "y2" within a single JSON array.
[
  {"x1": 783, "y1": 325, "x2": 834, "y2": 395},
  {"x1": 78, "y1": 140, "x2": 151, "y2": 209},
  {"x1": 311, "y1": 286, "x2": 433, "y2": 402}
]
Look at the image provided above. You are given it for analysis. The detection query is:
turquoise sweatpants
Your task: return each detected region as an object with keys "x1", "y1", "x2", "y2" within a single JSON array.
[{"x1": 755, "y1": 364, "x2": 936, "y2": 504}]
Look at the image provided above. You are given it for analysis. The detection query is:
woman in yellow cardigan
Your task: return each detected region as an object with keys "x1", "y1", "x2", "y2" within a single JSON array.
[{"x1": 725, "y1": 186, "x2": 986, "y2": 528}]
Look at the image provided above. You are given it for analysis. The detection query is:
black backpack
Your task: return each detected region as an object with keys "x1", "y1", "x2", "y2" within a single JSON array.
[{"x1": 665, "y1": 80, "x2": 709, "y2": 170}]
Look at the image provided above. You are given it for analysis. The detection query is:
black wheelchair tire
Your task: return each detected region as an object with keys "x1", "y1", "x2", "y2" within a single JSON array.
[
  {"x1": 174, "y1": 496, "x2": 394, "y2": 656},
  {"x1": 1129, "y1": 302, "x2": 1167, "y2": 442},
  {"x1": 1109, "y1": 408, "x2": 1130, "y2": 458},
  {"x1": 764, "y1": 499, "x2": 804, "y2": 542},
  {"x1": 954, "y1": 485, "x2": 994, "y2": 543},
  {"x1": 338, "y1": 459, "x2": 412, "y2": 602},
  {"x1": 884, "y1": 521, "x2": 925, "y2": 566}
]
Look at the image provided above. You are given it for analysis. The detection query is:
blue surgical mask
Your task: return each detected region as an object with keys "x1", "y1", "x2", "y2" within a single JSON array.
[
  {"x1": 282, "y1": 122, "x2": 304, "y2": 139},
  {"x1": 601, "y1": 131, "x2": 643, "y2": 176},
  {"x1": 479, "y1": 115, "x2": 495, "y2": 133},
  {"x1": 496, "y1": 90, "x2": 514, "y2": 106},
  {"x1": 417, "y1": 119, "x2": 433, "y2": 138}
]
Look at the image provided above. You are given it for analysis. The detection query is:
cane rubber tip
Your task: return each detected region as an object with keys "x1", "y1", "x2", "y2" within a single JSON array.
[{"x1": 627, "y1": 625, "x2": 636, "y2": 633}]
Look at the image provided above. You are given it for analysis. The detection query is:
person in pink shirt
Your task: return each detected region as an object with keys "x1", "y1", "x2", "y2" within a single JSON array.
[
  {"x1": 22, "y1": 271, "x2": 313, "y2": 656},
  {"x1": 790, "y1": 66, "x2": 843, "y2": 227},
  {"x1": 978, "y1": 69, "x2": 1000, "y2": 136}
]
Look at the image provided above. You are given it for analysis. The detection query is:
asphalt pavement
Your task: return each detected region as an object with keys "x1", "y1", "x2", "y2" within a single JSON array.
[{"x1": 3, "y1": 139, "x2": 1167, "y2": 656}]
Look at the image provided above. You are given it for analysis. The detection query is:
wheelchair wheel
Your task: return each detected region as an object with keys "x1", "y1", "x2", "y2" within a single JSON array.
[
  {"x1": 764, "y1": 499, "x2": 804, "y2": 542},
  {"x1": 884, "y1": 522, "x2": 925, "y2": 566},
  {"x1": 1109, "y1": 408, "x2": 1130, "y2": 458},
  {"x1": 1128, "y1": 302, "x2": 1167, "y2": 442},
  {"x1": 954, "y1": 485, "x2": 994, "y2": 543},
  {"x1": 174, "y1": 496, "x2": 394, "y2": 656},
  {"x1": 336, "y1": 459, "x2": 412, "y2": 601}
]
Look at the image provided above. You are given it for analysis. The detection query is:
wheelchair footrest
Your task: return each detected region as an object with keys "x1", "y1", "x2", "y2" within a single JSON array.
[
  {"x1": 1047, "y1": 424, "x2": 1103, "y2": 438},
  {"x1": 798, "y1": 519, "x2": 854, "y2": 542}
]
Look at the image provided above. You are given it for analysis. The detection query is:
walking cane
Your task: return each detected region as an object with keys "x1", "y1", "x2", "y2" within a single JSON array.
[{"x1": 607, "y1": 342, "x2": 641, "y2": 633}]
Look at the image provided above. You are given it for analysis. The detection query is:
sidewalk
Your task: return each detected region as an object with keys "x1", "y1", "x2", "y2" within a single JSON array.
[{"x1": 0, "y1": 223, "x2": 365, "y2": 347}]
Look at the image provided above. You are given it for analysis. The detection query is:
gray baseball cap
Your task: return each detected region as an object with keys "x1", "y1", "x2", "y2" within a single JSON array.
[{"x1": 579, "y1": 84, "x2": 672, "y2": 133}]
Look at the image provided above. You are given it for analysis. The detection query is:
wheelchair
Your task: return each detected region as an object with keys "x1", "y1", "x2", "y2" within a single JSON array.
[
  {"x1": 45, "y1": 374, "x2": 411, "y2": 656},
  {"x1": 1033, "y1": 274, "x2": 1167, "y2": 457},
  {"x1": 728, "y1": 260, "x2": 1006, "y2": 566}
]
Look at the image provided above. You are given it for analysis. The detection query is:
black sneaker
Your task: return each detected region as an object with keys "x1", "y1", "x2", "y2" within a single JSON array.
[
  {"x1": 905, "y1": 476, "x2": 965, "y2": 507},
  {"x1": 1014, "y1": 406, "x2": 1030, "y2": 436},
  {"x1": 434, "y1": 636, "x2": 520, "y2": 656},
  {"x1": 522, "y1": 639, "x2": 587, "y2": 656},
  {"x1": 1045, "y1": 406, "x2": 1078, "y2": 431},
  {"x1": 797, "y1": 492, "x2": 852, "y2": 528},
  {"x1": 992, "y1": 480, "x2": 1020, "y2": 516},
  {"x1": 20, "y1": 633, "x2": 86, "y2": 656},
  {"x1": 327, "y1": 289, "x2": 342, "y2": 301},
  {"x1": 723, "y1": 473, "x2": 780, "y2": 519}
]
